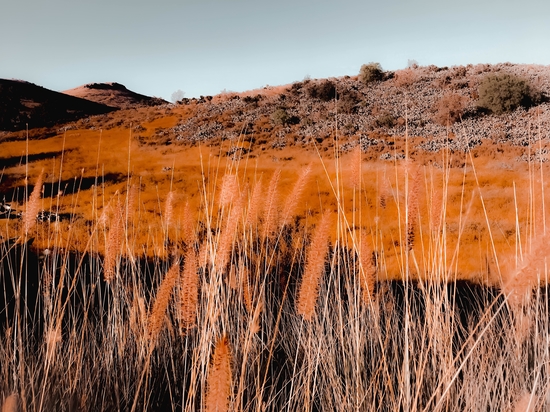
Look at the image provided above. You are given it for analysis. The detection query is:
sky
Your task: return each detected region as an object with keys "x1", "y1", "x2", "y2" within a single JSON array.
[{"x1": 2, "y1": 0, "x2": 550, "y2": 100}]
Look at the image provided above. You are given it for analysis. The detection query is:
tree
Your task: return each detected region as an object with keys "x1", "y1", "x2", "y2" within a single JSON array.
[
  {"x1": 478, "y1": 73, "x2": 540, "y2": 114},
  {"x1": 305, "y1": 80, "x2": 337, "y2": 101},
  {"x1": 359, "y1": 63, "x2": 384, "y2": 85}
]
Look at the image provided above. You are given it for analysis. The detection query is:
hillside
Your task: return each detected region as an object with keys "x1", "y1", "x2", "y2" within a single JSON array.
[
  {"x1": 1, "y1": 62, "x2": 550, "y2": 282},
  {"x1": 163, "y1": 63, "x2": 550, "y2": 156},
  {"x1": 0, "y1": 79, "x2": 118, "y2": 131},
  {"x1": 63, "y1": 82, "x2": 167, "y2": 109}
]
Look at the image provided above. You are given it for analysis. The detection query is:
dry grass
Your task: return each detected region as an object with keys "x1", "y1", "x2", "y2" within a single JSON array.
[
  {"x1": 205, "y1": 335, "x2": 232, "y2": 412},
  {"x1": 1, "y1": 101, "x2": 550, "y2": 411},
  {"x1": 296, "y1": 210, "x2": 332, "y2": 320},
  {"x1": 21, "y1": 170, "x2": 43, "y2": 238},
  {"x1": 179, "y1": 249, "x2": 199, "y2": 331},
  {"x1": 1, "y1": 394, "x2": 20, "y2": 412},
  {"x1": 147, "y1": 261, "x2": 180, "y2": 340}
]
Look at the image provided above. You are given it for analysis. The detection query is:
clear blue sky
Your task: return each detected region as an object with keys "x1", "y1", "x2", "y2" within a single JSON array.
[{"x1": 2, "y1": 0, "x2": 550, "y2": 100}]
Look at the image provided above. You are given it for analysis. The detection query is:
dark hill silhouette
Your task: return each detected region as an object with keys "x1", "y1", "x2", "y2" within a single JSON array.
[
  {"x1": 0, "y1": 79, "x2": 118, "y2": 131},
  {"x1": 63, "y1": 82, "x2": 167, "y2": 109}
]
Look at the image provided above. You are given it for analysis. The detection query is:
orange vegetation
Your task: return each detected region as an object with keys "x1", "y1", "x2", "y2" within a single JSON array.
[{"x1": 0, "y1": 118, "x2": 547, "y2": 288}]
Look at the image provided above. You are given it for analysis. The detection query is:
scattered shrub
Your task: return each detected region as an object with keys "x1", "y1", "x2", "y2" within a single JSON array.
[
  {"x1": 375, "y1": 112, "x2": 397, "y2": 129},
  {"x1": 432, "y1": 93, "x2": 468, "y2": 126},
  {"x1": 306, "y1": 80, "x2": 337, "y2": 101},
  {"x1": 394, "y1": 68, "x2": 418, "y2": 88},
  {"x1": 337, "y1": 90, "x2": 361, "y2": 114},
  {"x1": 358, "y1": 62, "x2": 384, "y2": 85},
  {"x1": 449, "y1": 79, "x2": 470, "y2": 90},
  {"x1": 478, "y1": 73, "x2": 540, "y2": 114},
  {"x1": 242, "y1": 95, "x2": 262, "y2": 106},
  {"x1": 426, "y1": 64, "x2": 444, "y2": 73},
  {"x1": 270, "y1": 108, "x2": 298, "y2": 126},
  {"x1": 289, "y1": 82, "x2": 304, "y2": 95},
  {"x1": 451, "y1": 66, "x2": 467, "y2": 78}
]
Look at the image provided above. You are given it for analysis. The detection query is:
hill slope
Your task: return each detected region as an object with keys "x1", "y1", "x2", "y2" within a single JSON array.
[
  {"x1": 0, "y1": 79, "x2": 118, "y2": 131},
  {"x1": 63, "y1": 82, "x2": 167, "y2": 109},
  {"x1": 1, "y1": 62, "x2": 550, "y2": 280}
]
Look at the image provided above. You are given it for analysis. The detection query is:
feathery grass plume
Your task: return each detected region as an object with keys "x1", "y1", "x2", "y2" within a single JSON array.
[
  {"x1": 240, "y1": 263, "x2": 252, "y2": 314},
  {"x1": 181, "y1": 201, "x2": 195, "y2": 246},
  {"x1": 215, "y1": 192, "x2": 244, "y2": 272},
  {"x1": 296, "y1": 211, "x2": 332, "y2": 320},
  {"x1": 513, "y1": 392, "x2": 535, "y2": 412},
  {"x1": 359, "y1": 233, "x2": 376, "y2": 304},
  {"x1": 22, "y1": 169, "x2": 44, "y2": 237},
  {"x1": 205, "y1": 335, "x2": 232, "y2": 412},
  {"x1": 130, "y1": 295, "x2": 147, "y2": 339},
  {"x1": 42, "y1": 265, "x2": 53, "y2": 301},
  {"x1": 45, "y1": 326, "x2": 62, "y2": 359},
  {"x1": 430, "y1": 184, "x2": 443, "y2": 232},
  {"x1": 97, "y1": 203, "x2": 111, "y2": 227},
  {"x1": 126, "y1": 183, "x2": 139, "y2": 221},
  {"x1": 147, "y1": 261, "x2": 180, "y2": 340},
  {"x1": 198, "y1": 240, "x2": 210, "y2": 270},
  {"x1": 227, "y1": 265, "x2": 238, "y2": 289},
  {"x1": 280, "y1": 164, "x2": 311, "y2": 228},
  {"x1": 406, "y1": 168, "x2": 421, "y2": 250},
  {"x1": 123, "y1": 184, "x2": 139, "y2": 256},
  {"x1": 219, "y1": 174, "x2": 238, "y2": 207},
  {"x1": 1, "y1": 394, "x2": 20, "y2": 412},
  {"x1": 502, "y1": 230, "x2": 550, "y2": 308},
  {"x1": 180, "y1": 249, "x2": 199, "y2": 330},
  {"x1": 379, "y1": 173, "x2": 389, "y2": 209},
  {"x1": 245, "y1": 178, "x2": 263, "y2": 227},
  {"x1": 164, "y1": 191, "x2": 175, "y2": 229},
  {"x1": 350, "y1": 145, "x2": 362, "y2": 189},
  {"x1": 249, "y1": 302, "x2": 262, "y2": 334},
  {"x1": 262, "y1": 169, "x2": 281, "y2": 240},
  {"x1": 104, "y1": 199, "x2": 124, "y2": 282}
]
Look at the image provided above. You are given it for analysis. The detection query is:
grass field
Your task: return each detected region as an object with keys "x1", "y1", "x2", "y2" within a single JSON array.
[{"x1": 1, "y1": 112, "x2": 550, "y2": 410}]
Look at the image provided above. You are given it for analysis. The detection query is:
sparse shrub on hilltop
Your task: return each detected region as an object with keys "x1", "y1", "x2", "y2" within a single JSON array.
[
  {"x1": 358, "y1": 62, "x2": 385, "y2": 85},
  {"x1": 242, "y1": 94, "x2": 262, "y2": 108},
  {"x1": 306, "y1": 79, "x2": 337, "y2": 101},
  {"x1": 288, "y1": 81, "x2": 305, "y2": 95},
  {"x1": 451, "y1": 66, "x2": 468, "y2": 78},
  {"x1": 432, "y1": 92, "x2": 468, "y2": 126},
  {"x1": 478, "y1": 73, "x2": 541, "y2": 114},
  {"x1": 394, "y1": 68, "x2": 419, "y2": 88},
  {"x1": 359, "y1": 63, "x2": 385, "y2": 84}
]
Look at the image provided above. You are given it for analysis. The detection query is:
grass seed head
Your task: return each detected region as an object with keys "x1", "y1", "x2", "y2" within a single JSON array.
[
  {"x1": 205, "y1": 335, "x2": 232, "y2": 412},
  {"x1": 296, "y1": 210, "x2": 332, "y2": 320}
]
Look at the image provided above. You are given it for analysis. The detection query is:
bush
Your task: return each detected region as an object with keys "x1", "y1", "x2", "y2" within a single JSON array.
[
  {"x1": 289, "y1": 82, "x2": 304, "y2": 95},
  {"x1": 337, "y1": 90, "x2": 361, "y2": 114},
  {"x1": 478, "y1": 73, "x2": 540, "y2": 114},
  {"x1": 271, "y1": 107, "x2": 290, "y2": 126},
  {"x1": 242, "y1": 95, "x2": 262, "y2": 106},
  {"x1": 306, "y1": 80, "x2": 337, "y2": 101},
  {"x1": 432, "y1": 93, "x2": 468, "y2": 126},
  {"x1": 359, "y1": 62, "x2": 384, "y2": 85},
  {"x1": 394, "y1": 68, "x2": 418, "y2": 88},
  {"x1": 374, "y1": 112, "x2": 397, "y2": 129}
]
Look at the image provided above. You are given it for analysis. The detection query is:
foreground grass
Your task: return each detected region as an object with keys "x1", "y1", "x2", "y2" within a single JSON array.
[{"x1": 1, "y1": 136, "x2": 550, "y2": 411}]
